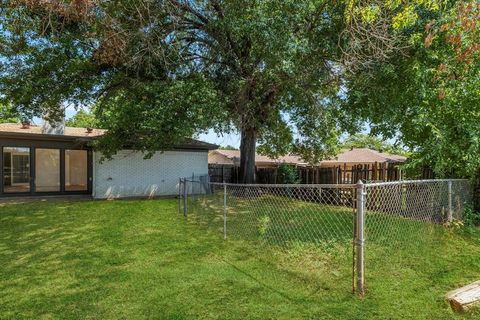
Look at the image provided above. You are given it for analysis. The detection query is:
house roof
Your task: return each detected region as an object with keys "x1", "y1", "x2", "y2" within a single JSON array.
[
  {"x1": 174, "y1": 138, "x2": 219, "y2": 150},
  {"x1": 209, "y1": 149, "x2": 308, "y2": 166},
  {"x1": 0, "y1": 123, "x2": 105, "y2": 138},
  {"x1": 322, "y1": 148, "x2": 407, "y2": 164},
  {"x1": 209, "y1": 148, "x2": 407, "y2": 166},
  {"x1": 0, "y1": 123, "x2": 217, "y2": 150}
]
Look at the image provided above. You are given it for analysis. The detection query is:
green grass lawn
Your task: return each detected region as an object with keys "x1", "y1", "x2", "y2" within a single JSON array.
[{"x1": 1, "y1": 198, "x2": 480, "y2": 319}]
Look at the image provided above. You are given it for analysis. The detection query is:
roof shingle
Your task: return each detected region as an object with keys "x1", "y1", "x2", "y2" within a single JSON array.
[
  {"x1": 209, "y1": 148, "x2": 407, "y2": 166},
  {"x1": 0, "y1": 123, "x2": 105, "y2": 137},
  {"x1": 0, "y1": 123, "x2": 217, "y2": 150}
]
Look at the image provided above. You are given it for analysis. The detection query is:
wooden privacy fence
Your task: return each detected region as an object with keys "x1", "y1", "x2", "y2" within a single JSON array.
[{"x1": 209, "y1": 162, "x2": 404, "y2": 184}]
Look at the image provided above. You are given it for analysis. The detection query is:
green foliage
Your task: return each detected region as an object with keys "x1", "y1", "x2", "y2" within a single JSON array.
[
  {"x1": 277, "y1": 163, "x2": 300, "y2": 184},
  {"x1": 65, "y1": 109, "x2": 98, "y2": 128},
  {"x1": 0, "y1": 0, "x2": 453, "y2": 178},
  {"x1": 92, "y1": 77, "x2": 223, "y2": 158},
  {"x1": 0, "y1": 1, "x2": 345, "y2": 164},
  {"x1": 464, "y1": 206, "x2": 480, "y2": 228},
  {"x1": 0, "y1": 104, "x2": 21, "y2": 123},
  {"x1": 219, "y1": 145, "x2": 238, "y2": 151},
  {"x1": 341, "y1": 133, "x2": 408, "y2": 155},
  {"x1": 257, "y1": 215, "x2": 271, "y2": 237},
  {"x1": 1, "y1": 1, "x2": 441, "y2": 160},
  {"x1": 344, "y1": 1, "x2": 480, "y2": 178}
]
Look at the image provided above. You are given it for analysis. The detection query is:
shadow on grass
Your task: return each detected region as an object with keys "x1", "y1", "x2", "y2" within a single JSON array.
[{"x1": 2, "y1": 198, "x2": 480, "y2": 319}]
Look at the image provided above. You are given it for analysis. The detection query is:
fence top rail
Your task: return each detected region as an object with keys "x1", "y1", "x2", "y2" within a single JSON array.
[
  {"x1": 209, "y1": 182, "x2": 357, "y2": 189},
  {"x1": 183, "y1": 179, "x2": 206, "y2": 183},
  {"x1": 364, "y1": 179, "x2": 469, "y2": 188}
]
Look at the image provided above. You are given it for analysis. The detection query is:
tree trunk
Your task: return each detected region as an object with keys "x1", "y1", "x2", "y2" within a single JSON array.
[{"x1": 239, "y1": 128, "x2": 257, "y2": 184}]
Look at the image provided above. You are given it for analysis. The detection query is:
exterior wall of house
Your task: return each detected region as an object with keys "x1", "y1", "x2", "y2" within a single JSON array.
[{"x1": 93, "y1": 150, "x2": 208, "y2": 199}]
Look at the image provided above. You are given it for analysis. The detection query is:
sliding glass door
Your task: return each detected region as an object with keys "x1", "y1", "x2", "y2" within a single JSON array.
[
  {"x1": 1, "y1": 146, "x2": 91, "y2": 196},
  {"x1": 3, "y1": 147, "x2": 31, "y2": 193},
  {"x1": 35, "y1": 148, "x2": 61, "y2": 192},
  {"x1": 65, "y1": 150, "x2": 88, "y2": 191}
]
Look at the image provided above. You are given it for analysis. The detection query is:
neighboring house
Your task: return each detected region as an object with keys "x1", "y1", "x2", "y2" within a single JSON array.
[
  {"x1": 0, "y1": 122, "x2": 216, "y2": 199},
  {"x1": 208, "y1": 148, "x2": 407, "y2": 184},
  {"x1": 320, "y1": 148, "x2": 407, "y2": 168},
  {"x1": 208, "y1": 149, "x2": 308, "y2": 168},
  {"x1": 208, "y1": 148, "x2": 406, "y2": 168}
]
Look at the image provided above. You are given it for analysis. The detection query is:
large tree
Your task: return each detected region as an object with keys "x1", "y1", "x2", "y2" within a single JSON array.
[
  {"x1": 0, "y1": 0, "x2": 445, "y2": 182},
  {"x1": 345, "y1": 1, "x2": 480, "y2": 178}
]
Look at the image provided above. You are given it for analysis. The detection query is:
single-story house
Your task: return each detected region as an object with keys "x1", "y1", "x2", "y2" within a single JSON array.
[
  {"x1": 208, "y1": 148, "x2": 407, "y2": 183},
  {"x1": 208, "y1": 148, "x2": 406, "y2": 169},
  {"x1": 208, "y1": 149, "x2": 308, "y2": 168},
  {"x1": 0, "y1": 122, "x2": 217, "y2": 199},
  {"x1": 319, "y1": 147, "x2": 407, "y2": 168}
]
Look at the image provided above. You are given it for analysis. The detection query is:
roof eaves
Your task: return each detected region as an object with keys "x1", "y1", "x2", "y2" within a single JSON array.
[{"x1": 0, "y1": 131, "x2": 99, "y2": 142}]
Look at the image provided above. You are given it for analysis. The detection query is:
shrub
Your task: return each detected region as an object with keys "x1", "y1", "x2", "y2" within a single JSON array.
[
  {"x1": 277, "y1": 163, "x2": 300, "y2": 184},
  {"x1": 464, "y1": 206, "x2": 480, "y2": 228}
]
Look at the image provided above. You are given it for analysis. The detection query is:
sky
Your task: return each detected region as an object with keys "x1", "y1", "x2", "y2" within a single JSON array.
[{"x1": 198, "y1": 130, "x2": 241, "y2": 148}]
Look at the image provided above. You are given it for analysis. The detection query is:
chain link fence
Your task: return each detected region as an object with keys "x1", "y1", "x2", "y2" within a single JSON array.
[
  {"x1": 178, "y1": 176, "x2": 472, "y2": 295},
  {"x1": 360, "y1": 179, "x2": 472, "y2": 293}
]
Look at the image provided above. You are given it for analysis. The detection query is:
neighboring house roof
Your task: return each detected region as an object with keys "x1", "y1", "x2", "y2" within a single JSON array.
[
  {"x1": 209, "y1": 148, "x2": 407, "y2": 167},
  {"x1": 209, "y1": 149, "x2": 308, "y2": 166},
  {"x1": 321, "y1": 148, "x2": 407, "y2": 165},
  {"x1": 0, "y1": 123, "x2": 217, "y2": 150}
]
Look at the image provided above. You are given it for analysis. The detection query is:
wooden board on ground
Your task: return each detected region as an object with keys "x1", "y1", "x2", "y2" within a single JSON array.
[{"x1": 446, "y1": 281, "x2": 480, "y2": 312}]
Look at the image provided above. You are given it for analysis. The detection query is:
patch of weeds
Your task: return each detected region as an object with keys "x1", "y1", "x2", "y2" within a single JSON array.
[{"x1": 257, "y1": 215, "x2": 271, "y2": 236}]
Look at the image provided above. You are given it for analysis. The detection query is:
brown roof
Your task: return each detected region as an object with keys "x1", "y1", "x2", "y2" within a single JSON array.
[
  {"x1": 209, "y1": 149, "x2": 308, "y2": 166},
  {"x1": 0, "y1": 123, "x2": 218, "y2": 150},
  {"x1": 0, "y1": 123, "x2": 105, "y2": 137},
  {"x1": 209, "y1": 148, "x2": 407, "y2": 166},
  {"x1": 321, "y1": 148, "x2": 407, "y2": 164}
]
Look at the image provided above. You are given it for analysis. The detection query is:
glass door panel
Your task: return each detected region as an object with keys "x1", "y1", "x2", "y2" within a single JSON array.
[
  {"x1": 3, "y1": 147, "x2": 31, "y2": 193},
  {"x1": 35, "y1": 149, "x2": 60, "y2": 192},
  {"x1": 65, "y1": 150, "x2": 88, "y2": 191}
]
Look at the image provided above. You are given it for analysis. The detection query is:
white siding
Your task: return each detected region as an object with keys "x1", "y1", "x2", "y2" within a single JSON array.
[{"x1": 93, "y1": 150, "x2": 208, "y2": 199}]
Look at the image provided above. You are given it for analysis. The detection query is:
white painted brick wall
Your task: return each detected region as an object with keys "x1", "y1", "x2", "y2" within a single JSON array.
[{"x1": 93, "y1": 150, "x2": 208, "y2": 199}]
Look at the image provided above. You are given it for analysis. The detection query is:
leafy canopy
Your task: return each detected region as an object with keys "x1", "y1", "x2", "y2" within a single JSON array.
[
  {"x1": 65, "y1": 109, "x2": 99, "y2": 128},
  {"x1": 0, "y1": 104, "x2": 21, "y2": 124},
  {"x1": 341, "y1": 133, "x2": 407, "y2": 155},
  {"x1": 345, "y1": 1, "x2": 480, "y2": 177},
  {"x1": 0, "y1": 0, "x2": 451, "y2": 168}
]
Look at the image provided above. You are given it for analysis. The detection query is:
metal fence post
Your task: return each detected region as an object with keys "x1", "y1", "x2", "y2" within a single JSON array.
[
  {"x1": 178, "y1": 178, "x2": 182, "y2": 214},
  {"x1": 355, "y1": 180, "x2": 365, "y2": 295},
  {"x1": 223, "y1": 183, "x2": 227, "y2": 240},
  {"x1": 183, "y1": 178, "x2": 188, "y2": 217},
  {"x1": 448, "y1": 180, "x2": 453, "y2": 222}
]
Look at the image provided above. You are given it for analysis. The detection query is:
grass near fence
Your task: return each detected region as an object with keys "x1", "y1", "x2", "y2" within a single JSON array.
[
  {"x1": 188, "y1": 191, "x2": 450, "y2": 250},
  {"x1": 1, "y1": 198, "x2": 480, "y2": 319}
]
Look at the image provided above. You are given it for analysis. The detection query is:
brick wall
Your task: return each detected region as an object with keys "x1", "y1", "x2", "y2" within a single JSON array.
[{"x1": 93, "y1": 150, "x2": 208, "y2": 199}]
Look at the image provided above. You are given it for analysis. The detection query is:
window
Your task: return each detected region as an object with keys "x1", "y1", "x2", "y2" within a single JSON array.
[
  {"x1": 65, "y1": 150, "x2": 88, "y2": 191},
  {"x1": 35, "y1": 149, "x2": 60, "y2": 192},
  {"x1": 3, "y1": 147, "x2": 31, "y2": 193}
]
